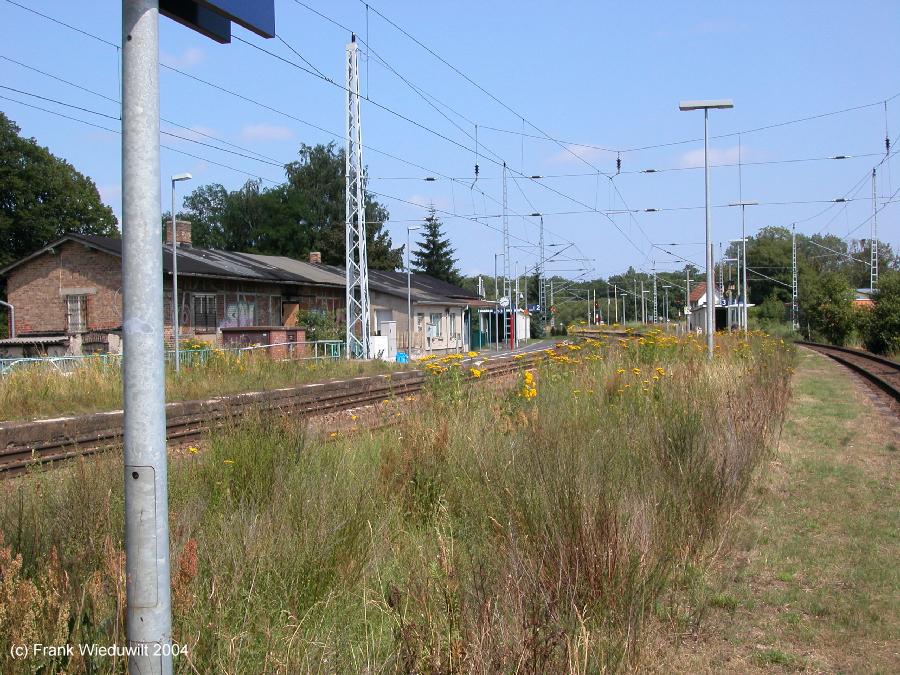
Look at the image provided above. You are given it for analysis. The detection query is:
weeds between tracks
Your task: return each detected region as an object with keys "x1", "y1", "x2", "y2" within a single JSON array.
[
  {"x1": 0, "y1": 348, "x2": 403, "y2": 422},
  {"x1": 0, "y1": 332, "x2": 794, "y2": 673}
]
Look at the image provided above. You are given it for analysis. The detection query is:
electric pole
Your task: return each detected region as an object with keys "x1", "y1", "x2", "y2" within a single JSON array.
[
  {"x1": 345, "y1": 34, "x2": 371, "y2": 359},
  {"x1": 121, "y1": 3, "x2": 172, "y2": 669},
  {"x1": 872, "y1": 168, "x2": 878, "y2": 291},
  {"x1": 791, "y1": 223, "x2": 799, "y2": 330},
  {"x1": 652, "y1": 261, "x2": 658, "y2": 323},
  {"x1": 502, "y1": 162, "x2": 510, "y2": 347}
]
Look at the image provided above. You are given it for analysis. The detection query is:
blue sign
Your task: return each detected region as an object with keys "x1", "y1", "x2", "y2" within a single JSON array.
[
  {"x1": 202, "y1": 0, "x2": 275, "y2": 38},
  {"x1": 161, "y1": 0, "x2": 274, "y2": 44}
]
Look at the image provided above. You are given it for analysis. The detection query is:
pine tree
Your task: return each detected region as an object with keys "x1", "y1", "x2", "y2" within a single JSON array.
[{"x1": 411, "y1": 206, "x2": 460, "y2": 284}]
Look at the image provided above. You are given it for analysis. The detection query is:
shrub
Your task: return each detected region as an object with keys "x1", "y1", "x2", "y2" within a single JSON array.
[
  {"x1": 801, "y1": 272, "x2": 857, "y2": 345},
  {"x1": 863, "y1": 272, "x2": 900, "y2": 356}
]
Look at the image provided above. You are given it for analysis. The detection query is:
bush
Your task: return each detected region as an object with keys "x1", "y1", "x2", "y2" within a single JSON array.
[
  {"x1": 294, "y1": 308, "x2": 340, "y2": 341},
  {"x1": 802, "y1": 272, "x2": 857, "y2": 345},
  {"x1": 863, "y1": 272, "x2": 900, "y2": 356}
]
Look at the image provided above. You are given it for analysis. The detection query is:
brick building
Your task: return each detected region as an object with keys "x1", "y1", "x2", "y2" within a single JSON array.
[
  {"x1": 1, "y1": 220, "x2": 491, "y2": 358},
  {"x1": 0, "y1": 221, "x2": 344, "y2": 356}
]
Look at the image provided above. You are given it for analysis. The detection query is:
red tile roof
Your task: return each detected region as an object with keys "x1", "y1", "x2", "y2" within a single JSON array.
[{"x1": 689, "y1": 281, "x2": 707, "y2": 304}]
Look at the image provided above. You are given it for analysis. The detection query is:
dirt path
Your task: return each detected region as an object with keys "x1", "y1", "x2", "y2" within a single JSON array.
[{"x1": 657, "y1": 349, "x2": 899, "y2": 673}]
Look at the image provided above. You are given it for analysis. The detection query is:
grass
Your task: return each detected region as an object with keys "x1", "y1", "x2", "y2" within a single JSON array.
[
  {"x1": 654, "y1": 349, "x2": 899, "y2": 673},
  {"x1": 0, "y1": 349, "x2": 405, "y2": 422},
  {"x1": 0, "y1": 331, "x2": 794, "y2": 672}
]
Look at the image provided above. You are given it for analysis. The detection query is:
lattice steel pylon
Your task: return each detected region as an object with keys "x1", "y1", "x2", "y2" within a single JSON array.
[
  {"x1": 538, "y1": 216, "x2": 546, "y2": 328},
  {"x1": 871, "y1": 168, "x2": 878, "y2": 291},
  {"x1": 345, "y1": 35, "x2": 371, "y2": 359},
  {"x1": 791, "y1": 223, "x2": 799, "y2": 330},
  {"x1": 502, "y1": 162, "x2": 511, "y2": 300}
]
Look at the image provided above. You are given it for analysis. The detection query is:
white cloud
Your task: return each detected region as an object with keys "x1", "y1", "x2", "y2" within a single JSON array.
[
  {"x1": 678, "y1": 145, "x2": 743, "y2": 168},
  {"x1": 239, "y1": 123, "x2": 295, "y2": 142},
  {"x1": 547, "y1": 143, "x2": 614, "y2": 165},
  {"x1": 160, "y1": 46, "x2": 204, "y2": 69}
]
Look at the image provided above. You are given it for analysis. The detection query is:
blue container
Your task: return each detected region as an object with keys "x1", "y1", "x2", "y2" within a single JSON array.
[{"x1": 396, "y1": 351, "x2": 409, "y2": 363}]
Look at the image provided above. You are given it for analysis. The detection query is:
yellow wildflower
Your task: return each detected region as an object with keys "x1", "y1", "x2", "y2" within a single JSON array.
[
  {"x1": 470, "y1": 367, "x2": 483, "y2": 378},
  {"x1": 187, "y1": 446, "x2": 199, "y2": 454},
  {"x1": 632, "y1": 367, "x2": 641, "y2": 375},
  {"x1": 467, "y1": 351, "x2": 478, "y2": 357},
  {"x1": 223, "y1": 459, "x2": 234, "y2": 465}
]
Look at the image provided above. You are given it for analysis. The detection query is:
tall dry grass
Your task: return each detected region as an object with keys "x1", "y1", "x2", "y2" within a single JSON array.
[
  {"x1": 0, "y1": 332, "x2": 794, "y2": 673},
  {"x1": 0, "y1": 349, "x2": 401, "y2": 422}
]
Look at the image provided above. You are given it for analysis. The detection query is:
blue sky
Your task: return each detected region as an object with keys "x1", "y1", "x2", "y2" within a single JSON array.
[{"x1": 2, "y1": 1, "x2": 898, "y2": 282}]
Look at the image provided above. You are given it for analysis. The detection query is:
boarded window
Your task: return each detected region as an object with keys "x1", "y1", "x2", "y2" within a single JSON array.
[
  {"x1": 193, "y1": 294, "x2": 218, "y2": 332},
  {"x1": 66, "y1": 295, "x2": 87, "y2": 333}
]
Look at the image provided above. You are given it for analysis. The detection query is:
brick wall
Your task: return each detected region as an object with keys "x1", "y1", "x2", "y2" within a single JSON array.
[
  {"x1": 7, "y1": 241, "x2": 123, "y2": 336},
  {"x1": 6, "y1": 241, "x2": 349, "y2": 349}
]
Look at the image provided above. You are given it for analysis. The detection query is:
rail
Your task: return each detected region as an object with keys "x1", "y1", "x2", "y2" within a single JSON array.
[
  {"x1": 0, "y1": 340, "x2": 345, "y2": 376},
  {"x1": 0, "y1": 350, "x2": 540, "y2": 477},
  {"x1": 796, "y1": 340, "x2": 900, "y2": 404}
]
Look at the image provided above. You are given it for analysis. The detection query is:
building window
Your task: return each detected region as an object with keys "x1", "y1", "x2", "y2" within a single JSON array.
[
  {"x1": 416, "y1": 313, "x2": 424, "y2": 331},
  {"x1": 429, "y1": 312, "x2": 442, "y2": 337},
  {"x1": 66, "y1": 295, "x2": 87, "y2": 333},
  {"x1": 449, "y1": 312, "x2": 457, "y2": 338},
  {"x1": 193, "y1": 294, "x2": 218, "y2": 333}
]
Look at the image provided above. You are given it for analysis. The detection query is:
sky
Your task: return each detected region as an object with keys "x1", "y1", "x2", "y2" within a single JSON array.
[{"x1": 2, "y1": 0, "x2": 899, "y2": 284}]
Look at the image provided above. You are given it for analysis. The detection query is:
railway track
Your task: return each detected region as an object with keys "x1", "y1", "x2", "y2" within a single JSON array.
[
  {"x1": 0, "y1": 351, "x2": 539, "y2": 477},
  {"x1": 797, "y1": 341, "x2": 900, "y2": 404}
]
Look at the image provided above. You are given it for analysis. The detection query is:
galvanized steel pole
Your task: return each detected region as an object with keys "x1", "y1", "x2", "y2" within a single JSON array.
[
  {"x1": 704, "y1": 109, "x2": 714, "y2": 358},
  {"x1": 122, "y1": 1, "x2": 173, "y2": 672},
  {"x1": 170, "y1": 181, "x2": 179, "y2": 372}
]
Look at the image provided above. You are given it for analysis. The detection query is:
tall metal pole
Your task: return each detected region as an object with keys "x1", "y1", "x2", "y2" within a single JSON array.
[
  {"x1": 406, "y1": 227, "x2": 412, "y2": 354},
  {"x1": 640, "y1": 280, "x2": 646, "y2": 323},
  {"x1": 494, "y1": 253, "x2": 500, "y2": 300},
  {"x1": 742, "y1": 206, "x2": 749, "y2": 336},
  {"x1": 122, "y1": 2, "x2": 172, "y2": 671},
  {"x1": 791, "y1": 223, "x2": 799, "y2": 330},
  {"x1": 652, "y1": 262, "x2": 658, "y2": 324},
  {"x1": 514, "y1": 260, "x2": 519, "y2": 346},
  {"x1": 704, "y1": 109, "x2": 715, "y2": 357},
  {"x1": 345, "y1": 34, "x2": 371, "y2": 359},
  {"x1": 632, "y1": 278, "x2": 637, "y2": 322},
  {"x1": 606, "y1": 285, "x2": 610, "y2": 326},
  {"x1": 538, "y1": 216, "x2": 546, "y2": 330},
  {"x1": 871, "y1": 168, "x2": 878, "y2": 291},
  {"x1": 613, "y1": 284, "x2": 618, "y2": 323},
  {"x1": 170, "y1": 181, "x2": 179, "y2": 373},
  {"x1": 685, "y1": 269, "x2": 691, "y2": 331}
]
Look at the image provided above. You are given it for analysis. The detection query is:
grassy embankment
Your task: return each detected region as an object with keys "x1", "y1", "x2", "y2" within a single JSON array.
[
  {"x1": 0, "y1": 332, "x2": 794, "y2": 672},
  {"x1": 0, "y1": 348, "x2": 404, "y2": 422},
  {"x1": 652, "y1": 349, "x2": 899, "y2": 673}
]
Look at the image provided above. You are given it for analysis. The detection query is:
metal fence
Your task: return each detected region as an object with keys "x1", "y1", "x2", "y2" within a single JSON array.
[{"x1": 0, "y1": 340, "x2": 345, "y2": 376}]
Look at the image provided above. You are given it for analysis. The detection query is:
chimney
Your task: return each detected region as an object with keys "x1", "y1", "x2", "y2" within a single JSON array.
[
  {"x1": 165, "y1": 219, "x2": 192, "y2": 247},
  {"x1": 308, "y1": 251, "x2": 322, "y2": 264}
]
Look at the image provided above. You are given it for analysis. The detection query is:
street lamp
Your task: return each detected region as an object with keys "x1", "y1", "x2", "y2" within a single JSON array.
[
  {"x1": 662, "y1": 284, "x2": 672, "y2": 323},
  {"x1": 170, "y1": 172, "x2": 191, "y2": 373},
  {"x1": 729, "y1": 200, "x2": 757, "y2": 337},
  {"x1": 679, "y1": 99, "x2": 733, "y2": 359},
  {"x1": 407, "y1": 225, "x2": 421, "y2": 356}
]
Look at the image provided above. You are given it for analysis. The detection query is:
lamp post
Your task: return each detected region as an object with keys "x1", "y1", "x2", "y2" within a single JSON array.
[
  {"x1": 729, "y1": 201, "x2": 757, "y2": 337},
  {"x1": 407, "y1": 224, "x2": 421, "y2": 355},
  {"x1": 680, "y1": 99, "x2": 734, "y2": 359},
  {"x1": 662, "y1": 284, "x2": 671, "y2": 323},
  {"x1": 723, "y1": 256, "x2": 739, "y2": 329},
  {"x1": 170, "y1": 172, "x2": 191, "y2": 372}
]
